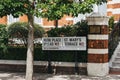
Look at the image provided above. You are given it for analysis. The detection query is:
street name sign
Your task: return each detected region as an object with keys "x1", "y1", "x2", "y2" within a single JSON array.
[{"x1": 42, "y1": 37, "x2": 86, "y2": 51}]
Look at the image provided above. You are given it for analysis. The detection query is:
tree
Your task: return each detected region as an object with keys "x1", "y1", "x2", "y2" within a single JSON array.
[
  {"x1": 0, "y1": 0, "x2": 35, "y2": 80},
  {"x1": 36, "y1": 0, "x2": 107, "y2": 27},
  {"x1": 0, "y1": 0, "x2": 107, "y2": 80}
]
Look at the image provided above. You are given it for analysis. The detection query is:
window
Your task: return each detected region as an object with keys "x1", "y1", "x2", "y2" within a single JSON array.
[
  {"x1": 7, "y1": 14, "x2": 19, "y2": 24},
  {"x1": 34, "y1": 16, "x2": 42, "y2": 25}
]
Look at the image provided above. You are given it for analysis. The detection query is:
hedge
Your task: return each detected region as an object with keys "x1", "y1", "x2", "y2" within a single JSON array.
[{"x1": 0, "y1": 47, "x2": 87, "y2": 62}]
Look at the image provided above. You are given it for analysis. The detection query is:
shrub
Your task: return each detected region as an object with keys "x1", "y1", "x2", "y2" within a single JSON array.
[
  {"x1": 109, "y1": 16, "x2": 114, "y2": 33},
  {"x1": 0, "y1": 46, "x2": 87, "y2": 62},
  {"x1": 47, "y1": 20, "x2": 88, "y2": 37},
  {"x1": 0, "y1": 24, "x2": 8, "y2": 53},
  {"x1": 7, "y1": 22, "x2": 45, "y2": 47},
  {"x1": 47, "y1": 26, "x2": 76, "y2": 37},
  {"x1": 74, "y1": 20, "x2": 88, "y2": 36}
]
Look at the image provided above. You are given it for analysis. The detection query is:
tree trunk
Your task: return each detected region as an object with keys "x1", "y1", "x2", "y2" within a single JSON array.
[
  {"x1": 25, "y1": 14, "x2": 34, "y2": 80},
  {"x1": 54, "y1": 20, "x2": 58, "y2": 28}
]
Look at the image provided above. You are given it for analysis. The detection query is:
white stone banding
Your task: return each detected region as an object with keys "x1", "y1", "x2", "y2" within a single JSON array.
[
  {"x1": 88, "y1": 49, "x2": 108, "y2": 54},
  {"x1": 88, "y1": 35, "x2": 108, "y2": 40},
  {"x1": 87, "y1": 63, "x2": 109, "y2": 76}
]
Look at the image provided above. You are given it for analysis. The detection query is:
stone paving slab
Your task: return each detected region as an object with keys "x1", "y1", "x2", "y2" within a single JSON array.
[{"x1": 0, "y1": 72, "x2": 120, "y2": 80}]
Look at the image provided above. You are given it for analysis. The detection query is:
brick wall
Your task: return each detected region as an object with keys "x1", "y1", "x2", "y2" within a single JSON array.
[
  {"x1": 42, "y1": 15, "x2": 73, "y2": 28},
  {"x1": 19, "y1": 15, "x2": 28, "y2": 22},
  {"x1": 0, "y1": 60, "x2": 87, "y2": 75},
  {"x1": 0, "y1": 15, "x2": 73, "y2": 29},
  {"x1": 107, "y1": 0, "x2": 120, "y2": 22},
  {"x1": 0, "y1": 16, "x2": 7, "y2": 24}
]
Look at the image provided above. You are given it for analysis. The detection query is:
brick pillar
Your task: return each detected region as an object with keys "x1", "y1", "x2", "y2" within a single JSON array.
[{"x1": 87, "y1": 13, "x2": 109, "y2": 76}]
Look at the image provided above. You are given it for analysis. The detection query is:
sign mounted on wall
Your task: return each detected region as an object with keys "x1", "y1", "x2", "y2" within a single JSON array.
[{"x1": 42, "y1": 37, "x2": 86, "y2": 50}]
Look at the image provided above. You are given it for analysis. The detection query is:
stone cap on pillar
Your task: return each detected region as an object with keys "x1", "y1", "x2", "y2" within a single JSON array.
[{"x1": 87, "y1": 12, "x2": 109, "y2": 25}]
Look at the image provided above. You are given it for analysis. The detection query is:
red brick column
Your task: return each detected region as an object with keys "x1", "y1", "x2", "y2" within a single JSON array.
[{"x1": 87, "y1": 13, "x2": 109, "y2": 76}]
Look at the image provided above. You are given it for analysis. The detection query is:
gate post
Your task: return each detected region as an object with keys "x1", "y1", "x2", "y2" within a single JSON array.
[{"x1": 87, "y1": 13, "x2": 109, "y2": 76}]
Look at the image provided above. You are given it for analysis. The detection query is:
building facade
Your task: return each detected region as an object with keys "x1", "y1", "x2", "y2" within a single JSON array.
[
  {"x1": 107, "y1": 0, "x2": 120, "y2": 22},
  {"x1": 0, "y1": 15, "x2": 73, "y2": 30}
]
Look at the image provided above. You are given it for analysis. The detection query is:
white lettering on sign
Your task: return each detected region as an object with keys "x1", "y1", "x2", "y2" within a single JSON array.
[{"x1": 42, "y1": 37, "x2": 86, "y2": 50}]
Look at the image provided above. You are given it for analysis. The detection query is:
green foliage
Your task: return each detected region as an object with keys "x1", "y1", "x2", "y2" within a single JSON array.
[
  {"x1": 7, "y1": 22, "x2": 45, "y2": 46},
  {"x1": 34, "y1": 23, "x2": 45, "y2": 38},
  {"x1": 0, "y1": 47, "x2": 87, "y2": 62},
  {"x1": 8, "y1": 22, "x2": 28, "y2": 38},
  {"x1": 73, "y1": 20, "x2": 88, "y2": 36},
  {"x1": 47, "y1": 26, "x2": 76, "y2": 37},
  {"x1": 0, "y1": 47, "x2": 27, "y2": 60},
  {"x1": 0, "y1": 0, "x2": 107, "y2": 19},
  {"x1": 8, "y1": 22, "x2": 45, "y2": 38},
  {"x1": 47, "y1": 20, "x2": 88, "y2": 37},
  {"x1": 109, "y1": 16, "x2": 114, "y2": 33},
  {"x1": 36, "y1": 0, "x2": 107, "y2": 20},
  {"x1": 0, "y1": 0, "x2": 30, "y2": 17},
  {"x1": 0, "y1": 24, "x2": 8, "y2": 53}
]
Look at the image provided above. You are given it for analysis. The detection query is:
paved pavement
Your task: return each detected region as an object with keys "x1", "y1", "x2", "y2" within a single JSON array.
[{"x1": 0, "y1": 72, "x2": 120, "y2": 80}]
